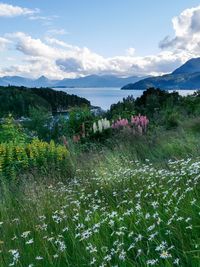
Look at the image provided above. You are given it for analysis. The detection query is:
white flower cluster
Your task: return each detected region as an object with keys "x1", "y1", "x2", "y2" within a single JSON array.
[{"x1": 93, "y1": 118, "x2": 111, "y2": 133}]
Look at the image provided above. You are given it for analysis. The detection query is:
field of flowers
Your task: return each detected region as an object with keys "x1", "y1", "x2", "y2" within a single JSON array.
[{"x1": 0, "y1": 156, "x2": 199, "y2": 266}]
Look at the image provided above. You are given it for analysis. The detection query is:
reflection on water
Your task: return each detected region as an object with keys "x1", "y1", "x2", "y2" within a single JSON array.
[{"x1": 54, "y1": 87, "x2": 197, "y2": 110}]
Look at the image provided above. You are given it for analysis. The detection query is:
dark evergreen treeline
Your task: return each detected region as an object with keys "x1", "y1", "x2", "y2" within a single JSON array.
[
  {"x1": 0, "y1": 86, "x2": 90, "y2": 117},
  {"x1": 30, "y1": 88, "x2": 90, "y2": 113}
]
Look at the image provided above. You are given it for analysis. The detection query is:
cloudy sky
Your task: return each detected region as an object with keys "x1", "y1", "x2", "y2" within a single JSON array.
[{"x1": 0, "y1": 0, "x2": 200, "y2": 79}]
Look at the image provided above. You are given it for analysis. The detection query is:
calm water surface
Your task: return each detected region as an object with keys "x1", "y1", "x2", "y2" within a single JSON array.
[{"x1": 54, "y1": 87, "x2": 196, "y2": 110}]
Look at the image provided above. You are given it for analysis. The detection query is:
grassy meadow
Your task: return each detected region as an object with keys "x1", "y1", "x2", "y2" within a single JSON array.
[{"x1": 0, "y1": 88, "x2": 200, "y2": 266}]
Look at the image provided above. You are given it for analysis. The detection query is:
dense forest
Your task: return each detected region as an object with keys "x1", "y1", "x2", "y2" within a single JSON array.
[{"x1": 0, "y1": 86, "x2": 90, "y2": 117}]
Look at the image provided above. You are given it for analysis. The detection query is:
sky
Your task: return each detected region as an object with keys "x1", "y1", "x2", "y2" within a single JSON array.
[{"x1": 0, "y1": 0, "x2": 200, "y2": 79}]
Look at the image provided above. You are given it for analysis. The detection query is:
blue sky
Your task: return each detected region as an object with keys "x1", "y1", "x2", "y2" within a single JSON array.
[{"x1": 0, "y1": 1, "x2": 200, "y2": 78}]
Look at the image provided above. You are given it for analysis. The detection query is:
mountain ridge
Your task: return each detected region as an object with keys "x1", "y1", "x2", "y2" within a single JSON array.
[
  {"x1": 0, "y1": 74, "x2": 146, "y2": 88},
  {"x1": 121, "y1": 57, "x2": 200, "y2": 90}
]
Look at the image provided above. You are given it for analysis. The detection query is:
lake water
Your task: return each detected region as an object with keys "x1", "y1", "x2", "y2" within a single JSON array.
[{"x1": 54, "y1": 87, "x2": 197, "y2": 110}]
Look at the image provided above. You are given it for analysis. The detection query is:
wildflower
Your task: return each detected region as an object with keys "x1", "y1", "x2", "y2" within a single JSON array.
[
  {"x1": 9, "y1": 249, "x2": 20, "y2": 266},
  {"x1": 62, "y1": 227, "x2": 69, "y2": 232},
  {"x1": 26, "y1": 239, "x2": 34, "y2": 245},
  {"x1": 147, "y1": 259, "x2": 159, "y2": 265},
  {"x1": 160, "y1": 250, "x2": 172, "y2": 259},
  {"x1": 55, "y1": 240, "x2": 66, "y2": 252},
  {"x1": 131, "y1": 114, "x2": 149, "y2": 133},
  {"x1": 147, "y1": 224, "x2": 155, "y2": 232},
  {"x1": 173, "y1": 258, "x2": 180, "y2": 265},
  {"x1": 35, "y1": 256, "x2": 43, "y2": 260},
  {"x1": 98, "y1": 120, "x2": 103, "y2": 133},
  {"x1": 73, "y1": 135, "x2": 80, "y2": 143},
  {"x1": 90, "y1": 257, "x2": 96, "y2": 265},
  {"x1": 21, "y1": 231, "x2": 31, "y2": 238},
  {"x1": 119, "y1": 249, "x2": 126, "y2": 261},
  {"x1": 53, "y1": 254, "x2": 59, "y2": 258},
  {"x1": 86, "y1": 243, "x2": 97, "y2": 253},
  {"x1": 93, "y1": 122, "x2": 98, "y2": 133},
  {"x1": 104, "y1": 254, "x2": 112, "y2": 262},
  {"x1": 136, "y1": 249, "x2": 142, "y2": 258},
  {"x1": 112, "y1": 118, "x2": 129, "y2": 129}
]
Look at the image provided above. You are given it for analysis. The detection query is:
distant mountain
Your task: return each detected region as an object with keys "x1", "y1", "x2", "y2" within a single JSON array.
[
  {"x1": 0, "y1": 76, "x2": 58, "y2": 88},
  {"x1": 55, "y1": 75, "x2": 147, "y2": 87},
  {"x1": 0, "y1": 74, "x2": 146, "y2": 88},
  {"x1": 0, "y1": 76, "x2": 33, "y2": 87},
  {"x1": 122, "y1": 58, "x2": 200, "y2": 90},
  {"x1": 122, "y1": 72, "x2": 200, "y2": 90},
  {"x1": 33, "y1": 76, "x2": 58, "y2": 87},
  {"x1": 172, "y1": 57, "x2": 200, "y2": 75}
]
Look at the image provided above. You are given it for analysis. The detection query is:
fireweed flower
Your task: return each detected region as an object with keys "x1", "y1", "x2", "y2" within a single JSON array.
[
  {"x1": 111, "y1": 118, "x2": 129, "y2": 129},
  {"x1": 131, "y1": 114, "x2": 149, "y2": 133}
]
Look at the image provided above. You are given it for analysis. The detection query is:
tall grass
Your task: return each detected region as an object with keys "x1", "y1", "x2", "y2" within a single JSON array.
[
  {"x1": 0, "y1": 118, "x2": 200, "y2": 266},
  {"x1": 0, "y1": 154, "x2": 199, "y2": 266}
]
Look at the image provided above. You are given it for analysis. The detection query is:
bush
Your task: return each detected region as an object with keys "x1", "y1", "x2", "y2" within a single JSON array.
[
  {"x1": 0, "y1": 116, "x2": 73, "y2": 181},
  {"x1": 0, "y1": 139, "x2": 71, "y2": 180},
  {"x1": 164, "y1": 111, "x2": 179, "y2": 129},
  {"x1": 0, "y1": 115, "x2": 29, "y2": 144}
]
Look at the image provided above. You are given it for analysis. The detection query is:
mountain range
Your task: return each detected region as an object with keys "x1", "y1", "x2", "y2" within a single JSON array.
[
  {"x1": 0, "y1": 74, "x2": 145, "y2": 88},
  {"x1": 122, "y1": 57, "x2": 200, "y2": 90},
  {"x1": 3, "y1": 57, "x2": 200, "y2": 90}
]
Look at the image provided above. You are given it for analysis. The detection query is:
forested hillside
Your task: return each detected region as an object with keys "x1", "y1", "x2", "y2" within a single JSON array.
[{"x1": 0, "y1": 86, "x2": 90, "y2": 117}]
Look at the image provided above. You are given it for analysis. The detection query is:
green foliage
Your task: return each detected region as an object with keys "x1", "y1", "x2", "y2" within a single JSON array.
[
  {"x1": 107, "y1": 95, "x2": 135, "y2": 120},
  {"x1": 0, "y1": 155, "x2": 199, "y2": 266},
  {"x1": 68, "y1": 106, "x2": 94, "y2": 136},
  {"x1": 106, "y1": 88, "x2": 200, "y2": 133},
  {"x1": 0, "y1": 86, "x2": 90, "y2": 118},
  {"x1": 0, "y1": 138, "x2": 70, "y2": 180},
  {"x1": 134, "y1": 88, "x2": 180, "y2": 117},
  {"x1": 0, "y1": 86, "x2": 50, "y2": 117},
  {"x1": 31, "y1": 88, "x2": 90, "y2": 113},
  {"x1": 0, "y1": 115, "x2": 28, "y2": 144},
  {"x1": 50, "y1": 115, "x2": 69, "y2": 143},
  {"x1": 0, "y1": 89, "x2": 200, "y2": 266},
  {"x1": 24, "y1": 108, "x2": 51, "y2": 141},
  {"x1": 0, "y1": 116, "x2": 73, "y2": 180},
  {"x1": 164, "y1": 111, "x2": 179, "y2": 129}
]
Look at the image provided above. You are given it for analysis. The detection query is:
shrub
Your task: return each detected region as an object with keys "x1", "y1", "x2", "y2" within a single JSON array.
[
  {"x1": 0, "y1": 116, "x2": 73, "y2": 181},
  {"x1": 0, "y1": 114, "x2": 29, "y2": 144},
  {"x1": 164, "y1": 112, "x2": 179, "y2": 129},
  {"x1": 0, "y1": 139, "x2": 70, "y2": 180}
]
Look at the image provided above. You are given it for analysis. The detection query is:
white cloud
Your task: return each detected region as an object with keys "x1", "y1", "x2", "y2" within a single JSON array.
[
  {"x1": 7, "y1": 32, "x2": 58, "y2": 59},
  {"x1": 0, "y1": 36, "x2": 10, "y2": 50},
  {"x1": 2, "y1": 5, "x2": 200, "y2": 79},
  {"x1": 0, "y1": 3, "x2": 39, "y2": 17},
  {"x1": 46, "y1": 28, "x2": 68, "y2": 36},
  {"x1": 0, "y1": 32, "x2": 186, "y2": 79},
  {"x1": 159, "y1": 5, "x2": 200, "y2": 56}
]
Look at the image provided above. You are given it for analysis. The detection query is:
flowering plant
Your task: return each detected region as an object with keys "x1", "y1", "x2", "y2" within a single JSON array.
[
  {"x1": 93, "y1": 118, "x2": 111, "y2": 133},
  {"x1": 131, "y1": 114, "x2": 149, "y2": 133},
  {"x1": 111, "y1": 118, "x2": 129, "y2": 129}
]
